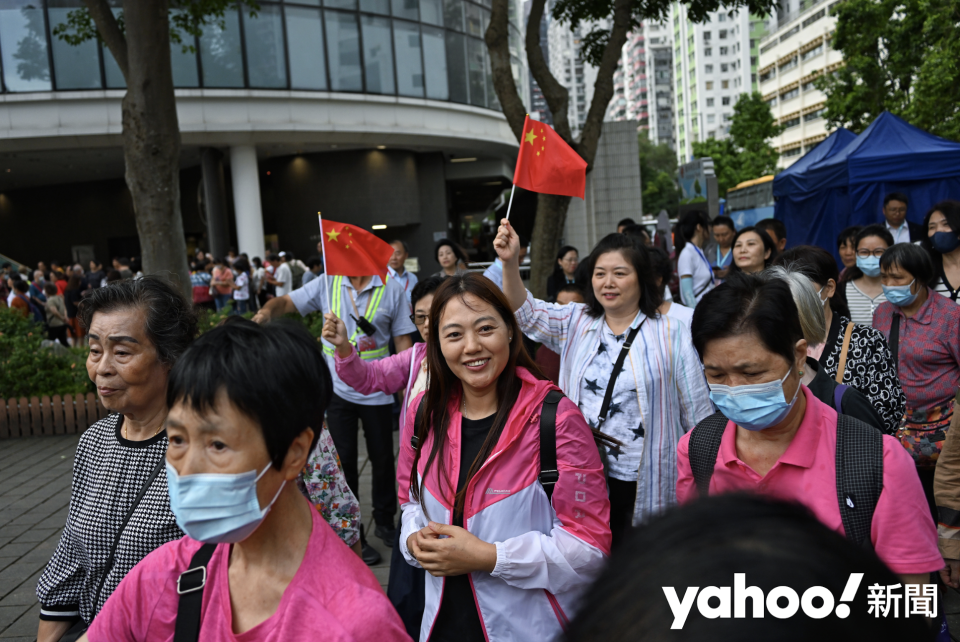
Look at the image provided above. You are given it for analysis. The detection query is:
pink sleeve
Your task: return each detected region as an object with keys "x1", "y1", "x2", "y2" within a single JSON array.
[
  {"x1": 552, "y1": 398, "x2": 611, "y2": 554},
  {"x1": 397, "y1": 391, "x2": 424, "y2": 505},
  {"x1": 872, "y1": 436, "x2": 944, "y2": 575},
  {"x1": 335, "y1": 346, "x2": 412, "y2": 397},
  {"x1": 676, "y1": 431, "x2": 697, "y2": 504}
]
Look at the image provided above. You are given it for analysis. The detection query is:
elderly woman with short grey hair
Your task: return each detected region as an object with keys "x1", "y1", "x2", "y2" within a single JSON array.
[{"x1": 35, "y1": 276, "x2": 198, "y2": 642}]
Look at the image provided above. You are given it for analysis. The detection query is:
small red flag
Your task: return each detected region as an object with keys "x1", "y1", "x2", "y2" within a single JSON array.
[
  {"x1": 319, "y1": 217, "x2": 393, "y2": 281},
  {"x1": 512, "y1": 115, "x2": 588, "y2": 199}
]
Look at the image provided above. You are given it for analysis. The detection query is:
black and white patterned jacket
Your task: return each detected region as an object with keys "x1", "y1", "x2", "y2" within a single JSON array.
[{"x1": 36, "y1": 414, "x2": 182, "y2": 624}]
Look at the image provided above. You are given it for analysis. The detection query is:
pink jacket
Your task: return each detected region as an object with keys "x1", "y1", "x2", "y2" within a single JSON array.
[
  {"x1": 398, "y1": 367, "x2": 611, "y2": 642},
  {"x1": 335, "y1": 342, "x2": 427, "y2": 416}
]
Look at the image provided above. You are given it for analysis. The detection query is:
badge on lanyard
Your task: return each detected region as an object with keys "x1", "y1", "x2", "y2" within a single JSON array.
[{"x1": 357, "y1": 334, "x2": 378, "y2": 353}]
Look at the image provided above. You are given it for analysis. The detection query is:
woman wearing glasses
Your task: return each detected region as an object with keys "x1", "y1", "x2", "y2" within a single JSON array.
[{"x1": 845, "y1": 225, "x2": 894, "y2": 326}]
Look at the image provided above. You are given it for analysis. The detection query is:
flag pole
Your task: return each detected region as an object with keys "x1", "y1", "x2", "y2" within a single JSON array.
[
  {"x1": 317, "y1": 212, "x2": 333, "y2": 314},
  {"x1": 504, "y1": 184, "x2": 516, "y2": 221}
]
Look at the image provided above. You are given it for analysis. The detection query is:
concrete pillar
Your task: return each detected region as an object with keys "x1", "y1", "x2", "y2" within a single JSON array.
[
  {"x1": 200, "y1": 148, "x2": 230, "y2": 259},
  {"x1": 229, "y1": 145, "x2": 266, "y2": 259}
]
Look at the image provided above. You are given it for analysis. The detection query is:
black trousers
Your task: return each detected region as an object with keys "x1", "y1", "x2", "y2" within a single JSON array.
[
  {"x1": 607, "y1": 477, "x2": 637, "y2": 551},
  {"x1": 47, "y1": 325, "x2": 68, "y2": 347},
  {"x1": 326, "y1": 394, "x2": 397, "y2": 527}
]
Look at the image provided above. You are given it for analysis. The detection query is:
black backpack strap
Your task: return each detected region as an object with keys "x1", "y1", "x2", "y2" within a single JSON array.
[
  {"x1": 687, "y1": 412, "x2": 729, "y2": 498},
  {"x1": 173, "y1": 543, "x2": 217, "y2": 642},
  {"x1": 836, "y1": 414, "x2": 884, "y2": 549},
  {"x1": 888, "y1": 315, "x2": 901, "y2": 366},
  {"x1": 410, "y1": 397, "x2": 425, "y2": 450},
  {"x1": 539, "y1": 390, "x2": 564, "y2": 502},
  {"x1": 597, "y1": 321, "x2": 645, "y2": 429},
  {"x1": 93, "y1": 442, "x2": 166, "y2": 609}
]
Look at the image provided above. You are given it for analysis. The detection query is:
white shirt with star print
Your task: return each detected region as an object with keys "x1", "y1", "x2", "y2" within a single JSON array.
[{"x1": 576, "y1": 320, "x2": 648, "y2": 481}]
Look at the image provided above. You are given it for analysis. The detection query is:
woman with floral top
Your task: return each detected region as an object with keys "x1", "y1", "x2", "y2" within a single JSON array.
[{"x1": 495, "y1": 222, "x2": 713, "y2": 545}]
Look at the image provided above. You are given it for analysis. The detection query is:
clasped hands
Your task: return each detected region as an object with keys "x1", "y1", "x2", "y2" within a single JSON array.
[{"x1": 407, "y1": 521, "x2": 498, "y2": 577}]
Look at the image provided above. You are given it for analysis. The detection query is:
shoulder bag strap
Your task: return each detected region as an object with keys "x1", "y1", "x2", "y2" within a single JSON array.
[
  {"x1": 833, "y1": 384, "x2": 849, "y2": 413},
  {"x1": 835, "y1": 322, "x2": 855, "y2": 383},
  {"x1": 597, "y1": 320, "x2": 645, "y2": 431},
  {"x1": 835, "y1": 415, "x2": 884, "y2": 550},
  {"x1": 687, "y1": 412, "x2": 729, "y2": 498},
  {"x1": 410, "y1": 397, "x2": 426, "y2": 451},
  {"x1": 172, "y1": 544, "x2": 218, "y2": 642},
  {"x1": 92, "y1": 442, "x2": 166, "y2": 610},
  {"x1": 888, "y1": 315, "x2": 901, "y2": 366},
  {"x1": 538, "y1": 390, "x2": 564, "y2": 502}
]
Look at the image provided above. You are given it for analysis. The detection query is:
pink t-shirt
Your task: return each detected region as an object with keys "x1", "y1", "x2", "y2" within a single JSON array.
[
  {"x1": 87, "y1": 499, "x2": 410, "y2": 642},
  {"x1": 677, "y1": 386, "x2": 943, "y2": 575}
]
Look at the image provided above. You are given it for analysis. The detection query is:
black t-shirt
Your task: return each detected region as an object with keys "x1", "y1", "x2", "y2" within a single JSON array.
[
  {"x1": 429, "y1": 412, "x2": 495, "y2": 642},
  {"x1": 805, "y1": 357, "x2": 884, "y2": 431}
]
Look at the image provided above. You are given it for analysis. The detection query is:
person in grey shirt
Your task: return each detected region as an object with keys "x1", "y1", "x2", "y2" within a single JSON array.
[{"x1": 253, "y1": 272, "x2": 415, "y2": 565}]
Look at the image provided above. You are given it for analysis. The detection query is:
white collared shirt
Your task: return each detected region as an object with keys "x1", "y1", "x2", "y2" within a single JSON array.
[
  {"x1": 387, "y1": 265, "x2": 418, "y2": 306},
  {"x1": 886, "y1": 220, "x2": 911, "y2": 245}
]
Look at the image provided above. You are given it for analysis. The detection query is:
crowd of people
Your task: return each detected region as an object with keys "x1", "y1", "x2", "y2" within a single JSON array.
[{"x1": 12, "y1": 192, "x2": 960, "y2": 641}]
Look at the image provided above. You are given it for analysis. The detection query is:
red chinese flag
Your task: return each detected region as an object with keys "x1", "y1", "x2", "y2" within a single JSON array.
[
  {"x1": 512, "y1": 115, "x2": 588, "y2": 199},
  {"x1": 319, "y1": 217, "x2": 394, "y2": 281}
]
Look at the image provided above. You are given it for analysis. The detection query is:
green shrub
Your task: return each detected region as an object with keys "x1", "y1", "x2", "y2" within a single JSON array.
[{"x1": 0, "y1": 308, "x2": 94, "y2": 399}]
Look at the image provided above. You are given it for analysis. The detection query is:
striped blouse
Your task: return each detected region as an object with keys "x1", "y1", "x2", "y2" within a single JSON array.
[
  {"x1": 846, "y1": 280, "x2": 887, "y2": 327},
  {"x1": 515, "y1": 291, "x2": 714, "y2": 525},
  {"x1": 932, "y1": 272, "x2": 960, "y2": 304}
]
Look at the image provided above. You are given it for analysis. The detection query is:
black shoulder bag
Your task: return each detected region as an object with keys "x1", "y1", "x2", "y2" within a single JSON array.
[{"x1": 593, "y1": 321, "x2": 645, "y2": 475}]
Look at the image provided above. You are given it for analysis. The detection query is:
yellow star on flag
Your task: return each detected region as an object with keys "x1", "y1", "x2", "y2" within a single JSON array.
[
  {"x1": 326, "y1": 229, "x2": 341, "y2": 242},
  {"x1": 524, "y1": 129, "x2": 538, "y2": 145}
]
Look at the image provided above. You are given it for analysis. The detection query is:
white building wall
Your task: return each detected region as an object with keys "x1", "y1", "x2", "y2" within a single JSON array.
[{"x1": 547, "y1": 16, "x2": 606, "y2": 138}]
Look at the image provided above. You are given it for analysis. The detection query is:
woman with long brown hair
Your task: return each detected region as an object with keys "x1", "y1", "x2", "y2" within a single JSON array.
[{"x1": 399, "y1": 273, "x2": 610, "y2": 642}]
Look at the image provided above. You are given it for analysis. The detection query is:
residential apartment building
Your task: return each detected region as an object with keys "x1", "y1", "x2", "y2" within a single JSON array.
[
  {"x1": 547, "y1": 17, "x2": 604, "y2": 137},
  {"x1": 670, "y1": 5, "x2": 769, "y2": 162},
  {"x1": 758, "y1": 0, "x2": 842, "y2": 167}
]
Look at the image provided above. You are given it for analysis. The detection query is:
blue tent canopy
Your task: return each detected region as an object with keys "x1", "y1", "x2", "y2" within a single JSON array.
[{"x1": 773, "y1": 112, "x2": 960, "y2": 259}]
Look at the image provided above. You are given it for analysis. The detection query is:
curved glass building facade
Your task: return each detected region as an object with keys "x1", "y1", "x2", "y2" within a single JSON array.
[{"x1": 0, "y1": 0, "x2": 525, "y2": 111}]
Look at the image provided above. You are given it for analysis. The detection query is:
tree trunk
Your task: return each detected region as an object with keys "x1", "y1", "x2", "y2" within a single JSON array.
[
  {"x1": 119, "y1": 0, "x2": 191, "y2": 297},
  {"x1": 529, "y1": 194, "x2": 572, "y2": 298}
]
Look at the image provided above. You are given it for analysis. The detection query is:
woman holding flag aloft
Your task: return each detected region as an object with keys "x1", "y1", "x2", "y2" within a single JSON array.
[{"x1": 494, "y1": 221, "x2": 713, "y2": 545}]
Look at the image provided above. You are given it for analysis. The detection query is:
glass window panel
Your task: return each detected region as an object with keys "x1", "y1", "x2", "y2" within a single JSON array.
[
  {"x1": 0, "y1": 1, "x2": 51, "y2": 91},
  {"x1": 361, "y1": 0, "x2": 390, "y2": 16},
  {"x1": 391, "y1": 0, "x2": 418, "y2": 20},
  {"x1": 443, "y1": 0, "x2": 463, "y2": 32},
  {"x1": 361, "y1": 14, "x2": 393, "y2": 94},
  {"x1": 325, "y1": 10, "x2": 362, "y2": 90},
  {"x1": 102, "y1": 7, "x2": 125, "y2": 88},
  {"x1": 285, "y1": 6, "x2": 326, "y2": 90},
  {"x1": 292, "y1": 0, "x2": 321, "y2": 4},
  {"x1": 420, "y1": 0, "x2": 442, "y2": 26},
  {"x1": 444, "y1": 31, "x2": 467, "y2": 103},
  {"x1": 393, "y1": 20, "x2": 422, "y2": 97},
  {"x1": 422, "y1": 25, "x2": 446, "y2": 100},
  {"x1": 47, "y1": 4, "x2": 101, "y2": 89},
  {"x1": 466, "y1": 36, "x2": 484, "y2": 107},
  {"x1": 169, "y1": 9, "x2": 200, "y2": 87},
  {"x1": 485, "y1": 46, "x2": 498, "y2": 110},
  {"x1": 325, "y1": 0, "x2": 356, "y2": 11},
  {"x1": 243, "y1": 4, "x2": 286, "y2": 88},
  {"x1": 199, "y1": 8, "x2": 243, "y2": 87},
  {"x1": 480, "y1": 7, "x2": 489, "y2": 34},
  {"x1": 465, "y1": 3, "x2": 482, "y2": 36}
]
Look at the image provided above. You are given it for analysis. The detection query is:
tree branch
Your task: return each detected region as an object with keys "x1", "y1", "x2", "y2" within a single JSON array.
[
  {"x1": 84, "y1": 0, "x2": 128, "y2": 79},
  {"x1": 577, "y1": 0, "x2": 631, "y2": 167},
  {"x1": 527, "y1": 0, "x2": 573, "y2": 143},
  {"x1": 485, "y1": 0, "x2": 526, "y2": 141}
]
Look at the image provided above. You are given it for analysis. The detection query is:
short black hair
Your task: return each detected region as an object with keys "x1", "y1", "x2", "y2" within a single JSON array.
[
  {"x1": 306, "y1": 254, "x2": 324, "y2": 269},
  {"x1": 44, "y1": 283, "x2": 58, "y2": 296},
  {"x1": 285, "y1": 251, "x2": 296, "y2": 260},
  {"x1": 647, "y1": 246, "x2": 674, "y2": 286},
  {"x1": 390, "y1": 239, "x2": 410, "y2": 254},
  {"x1": 434, "y1": 239, "x2": 466, "y2": 264},
  {"x1": 617, "y1": 217, "x2": 636, "y2": 229},
  {"x1": 166, "y1": 320, "x2": 333, "y2": 468},
  {"x1": 729, "y1": 226, "x2": 778, "y2": 272},
  {"x1": 880, "y1": 243, "x2": 936, "y2": 286},
  {"x1": 675, "y1": 210, "x2": 710, "y2": 256},
  {"x1": 267, "y1": 253, "x2": 281, "y2": 263},
  {"x1": 711, "y1": 215, "x2": 736, "y2": 232},
  {"x1": 78, "y1": 275, "x2": 198, "y2": 367},
  {"x1": 411, "y1": 275, "x2": 447, "y2": 308},
  {"x1": 13, "y1": 280, "x2": 28, "y2": 293},
  {"x1": 836, "y1": 225, "x2": 862, "y2": 249},
  {"x1": 884, "y1": 192, "x2": 909, "y2": 207},
  {"x1": 556, "y1": 283, "x2": 585, "y2": 298},
  {"x1": 620, "y1": 224, "x2": 650, "y2": 245},
  {"x1": 691, "y1": 271, "x2": 802, "y2": 365},
  {"x1": 8, "y1": 272, "x2": 21, "y2": 283},
  {"x1": 755, "y1": 218, "x2": 786, "y2": 243},
  {"x1": 565, "y1": 494, "x2": 932, "y2": 642},
  {"x1": 581, "y1": 233, "x2": 662, "y2": 319},
  {"x1": 922, "y1": 200, "x2": 960, "y2": 258},
  {"x1": 854, "y1": 224, "x2": 895, "y2": 249},
  {"x1": 772, "y1": 245, "x2": 839, "y2": 286},
  {"x1": 233, "y1": 257, "x2": 250, "y2": 274},
  {"x1": 117, "y1": 256, "x2": 131, "y2": 267}
]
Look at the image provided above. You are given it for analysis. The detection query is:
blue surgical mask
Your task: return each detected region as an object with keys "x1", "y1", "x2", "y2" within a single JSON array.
[
  {"x1": 882, "y1": 279, "x2": 919, "y2": 307},
  {"x1": 708, "y1": 367, "x2": 801, "y2": 431},
  {"x1": 931, "y1": 231, "x2": 960, "y2": 254},
  {"x1": 166, "y1": 461, "x2": 285, "y2": 544},
  {"x1": 856, "y1": 255, "x2": 881, "y2": 277}
]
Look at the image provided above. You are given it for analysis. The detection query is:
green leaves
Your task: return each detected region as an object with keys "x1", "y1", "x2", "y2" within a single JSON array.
[
  {"x1": 692, "y1": 92, "x2": 780, "y2": 194},
  {"x1": 638, "y1": 135, "x2": 681, "y2": 215},
  {"x1": 0, "y1": 309, "x2": 93, "y2": 399}
]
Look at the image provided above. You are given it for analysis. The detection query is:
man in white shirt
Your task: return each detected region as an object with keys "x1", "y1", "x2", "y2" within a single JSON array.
[
  {"x1": 881, "y1": 192, "x2": 924, "y2": 244},
  {"x1": 266, "y1": 254, "x2": 293, "y2": 297},
  {"x1": 386, "y1": 240, "x2": 417, "y2": 306}
]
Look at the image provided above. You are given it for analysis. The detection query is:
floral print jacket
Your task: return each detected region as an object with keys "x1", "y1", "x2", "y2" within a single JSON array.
[{"x1": 297, "y1": 424, "x2": 361, "y2": 547}]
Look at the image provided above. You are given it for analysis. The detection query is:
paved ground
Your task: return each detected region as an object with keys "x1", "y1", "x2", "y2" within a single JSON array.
[
  {"x1": 0, "y1": 432, "x2": 396, "y2": 641},
  {"x1": 4, "y1": 433, "x2": 960, "y2": 640}
]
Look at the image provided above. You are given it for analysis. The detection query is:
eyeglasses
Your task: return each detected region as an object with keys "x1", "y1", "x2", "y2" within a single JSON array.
[
  {"x1": 410, "y1": 313, "x2": 429, "y2": 327},
  {"x1": 856, "y1": 248, "x2": 887, "y2": 258}
]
